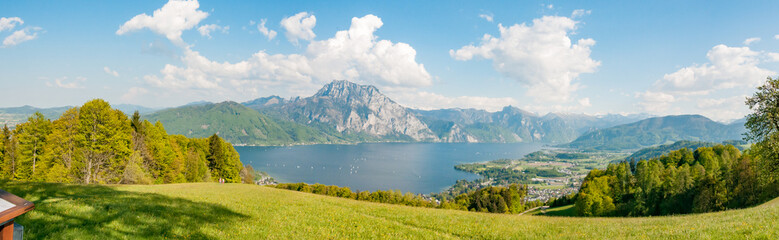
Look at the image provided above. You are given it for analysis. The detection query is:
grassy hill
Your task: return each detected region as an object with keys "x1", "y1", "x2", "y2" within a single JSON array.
[
  {"x1": 3, "y1": 181, "x2": 777, "y2": 239},
  {"x1": 563, "y1": 115, "x2": 745, "y2": 150},
  {"x1": 144, "y1": 101, "x2": 335, "y2": 145}
]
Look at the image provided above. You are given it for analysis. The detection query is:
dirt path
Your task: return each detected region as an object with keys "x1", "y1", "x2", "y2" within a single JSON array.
[{"x1": 518, "y1": 206, "x2": 545, "y2": 216}]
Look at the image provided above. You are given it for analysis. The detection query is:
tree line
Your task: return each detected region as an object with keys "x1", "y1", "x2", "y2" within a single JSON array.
[
  {"x1": 0, "y1": 99, "x2": 245, "y2": 184},
  {"x1": 275, "y1": 182, "x2": 537, "y2": 213},
  {"x1": 575, "y1": 145, "x2": 765, "y2": 216}
]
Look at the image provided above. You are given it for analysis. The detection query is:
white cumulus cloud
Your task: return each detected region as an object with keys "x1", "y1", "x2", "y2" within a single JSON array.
[
  {"x1": 46, "y1": 77, "x2": 85, "y2": 89},
  {"x1": 143, "y1": 14, "x2": 431, "y2": 95},
  {"x1": 479, "y1": 14, "x2": 493, "y2": 22},
  {"x1": 103, "y1": 67, "x2": 119, "y2": 77},
  {"x1": 281, "y1": 12, "x2": 316, "y2": 44},
  {"x1": 694, "y1": 95, "x2": 750, "y2": 122},
  {"x1": 386, "y1": 89, "x2": 518, "y2": 112},
  {"x1": 3, "y1": 27, "x2": 40, "y2": 47},
  {"x1": 636, "y1": 44, "x2": 778, "y2": 121},
  {"x1": 744, "y1": 37, "x2": 760, "y2": 45},
  {"x1": 571, "y1": 9, "x2": 591, "y2": 18},
  {"x1": 197, "y1": 24, "x2": 229, "y2": 38},
  {"x1": 635, "y1": 91, "x2": 676, "y2": 113},
  {"x1": 578, "y1": 97, "x2": 591, "y2": 107},
  {"x1": 116, "y1": 0, "x2": 208, "y2": 45},
  {"x1": 257, "y1": 19, "x2": 277, "y2": 40},
  {"x1": 450, "y1": 14, "x2": 600, "y2": 103},
  {"x1": 121, "y1": 87, "x2": 149, "y2": 101},
  {"x1": 143, "y1": 47, "x2": 313, "y2": 90},
  {"x1": 306, "y1": 15, "x2": 432, "y2": 87},
  {"x1": 657, "y1": 44, "x2": 776, "y2": 95},
  {"x1": 118, "y1": 1, "x2": 436, "y2": 108},
  {"x1": 0, "y1": 17, "x2": 23, "y2": 32}
]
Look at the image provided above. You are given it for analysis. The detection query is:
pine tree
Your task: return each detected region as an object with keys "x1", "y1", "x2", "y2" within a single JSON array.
[
  {"x1": 207, "y1": 134, "x2": 225, "y2": 181},
  {"x1": 4, "y1": 132, "x2": 19, "y2": 180},
  {"x1": 130, "y1": 111, "x2": 142, "y2": 133}
]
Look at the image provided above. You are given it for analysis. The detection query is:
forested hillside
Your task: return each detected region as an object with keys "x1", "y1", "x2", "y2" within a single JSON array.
[
  {"x1": 144, "y1": 101, "x2": 338, "y2": 146},
  {"x1": 625, "y1": 140, "x2": 749, "y2": 162},
  {"x1": 577, "y1": 145, "x2": 764, "y2": 216},
  {"x1": 0, "y1": 99, "x2": 245, "y2": 184}
]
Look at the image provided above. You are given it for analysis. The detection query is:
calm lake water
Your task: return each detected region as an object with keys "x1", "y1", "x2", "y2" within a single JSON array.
[{"x1": 237, "y1": 143, "x2": 544, "y2": 194}]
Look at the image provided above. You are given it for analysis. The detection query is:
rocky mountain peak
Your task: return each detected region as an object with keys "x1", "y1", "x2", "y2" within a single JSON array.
[
  {"x1": 278, "y1": 80, "x2": 439, "y2": 142},
  {"x1": 314, "y1": 80, "x2": 382, "y2": 102}
]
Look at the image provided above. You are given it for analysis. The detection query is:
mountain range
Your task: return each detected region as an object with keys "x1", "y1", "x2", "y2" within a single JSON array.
[
  {"x1": 412, "y1": 107, "x2": 651, "y2": 143},
  {"x1": 563, "y1": 115, "x2": 746, "y2": 150},
  {"x1": 0, "y1": 80, "x2": 748, "y2": 148}
]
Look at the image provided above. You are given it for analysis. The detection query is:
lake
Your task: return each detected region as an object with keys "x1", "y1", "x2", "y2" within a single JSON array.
[{"x1": 237, "y1": 143, "x2": 544, "y2": 194}]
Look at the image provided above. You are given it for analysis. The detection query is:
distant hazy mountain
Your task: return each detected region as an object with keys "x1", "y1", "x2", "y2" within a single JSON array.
[
  {"x1": 410, "y1": 108, "x2": 495, "y2": 143},
  {"x1": 144, "y1": 101, "x2": 337, "y2": 145},
  {"x1": 0, "y1": 105, "x2": 71, "y2": 127},
  {"x1": 413, "y1": 107, "x2": 651, "y2": 143},
  {"x1": 412, "y1": 108, "x2": 494, "y2": 125},
  {"x1": 113, "y1": 104, "x2": 159, "y2": 115},
  {"x1": 242, "y1": 96, "x2": 286, "y2": 109},
  {"x1": 182, "y1": 100, "x2": 212, "y2": 107},
  {"x1": 249, "y1": 80, "x2": 439, "y2": 142},
  {"x1": 563, "y1": 115, "x2": 746, "y2": 150}
]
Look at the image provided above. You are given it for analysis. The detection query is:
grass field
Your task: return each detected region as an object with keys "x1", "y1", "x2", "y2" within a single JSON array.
[{"x1": 2, "y1": 181, "x2": 777, "y2": 239}]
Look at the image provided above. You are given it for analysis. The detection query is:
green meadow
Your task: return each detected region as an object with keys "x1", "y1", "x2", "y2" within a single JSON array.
[{"x1": 3, "y1": 181, "x2": 777, "y2": 239}]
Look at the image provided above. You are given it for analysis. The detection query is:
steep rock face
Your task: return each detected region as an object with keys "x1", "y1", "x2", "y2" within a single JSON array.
[
  {"x1": 441, "y1": 123, "x2": 479, "y2": 143},
  {"x1": 282, "y1": 80, "x2": 438, "y2": 141},
  {"x1": 491, "y1": 106, "x2": 548, "y2": 142}
]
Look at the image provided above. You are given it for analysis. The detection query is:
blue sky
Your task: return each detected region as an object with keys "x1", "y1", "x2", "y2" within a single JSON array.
[{"x1": 1, "y1": 0, "x2": 778, "y2": 122}]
